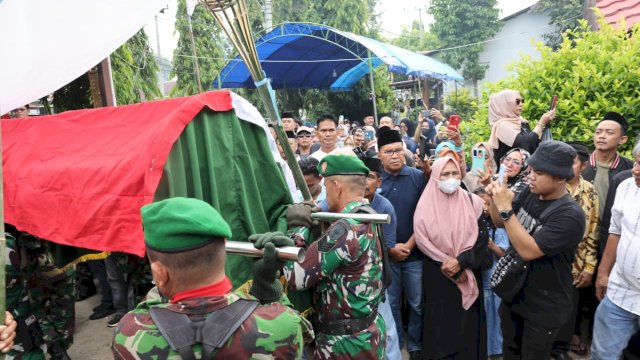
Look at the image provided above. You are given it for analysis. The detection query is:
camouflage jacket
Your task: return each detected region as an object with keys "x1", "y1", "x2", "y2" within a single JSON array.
[
  {"x1": 112, "y1": 287, "x2": 313, "y2": 359},
  {"x1": 285, "y1": 201, "x2": 386, "y2": 359}
]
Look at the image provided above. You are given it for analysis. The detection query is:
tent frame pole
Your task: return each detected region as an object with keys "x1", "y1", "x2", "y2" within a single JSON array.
[{"x1": 367, "y1": 50, "x2": 378, "y2": 126}]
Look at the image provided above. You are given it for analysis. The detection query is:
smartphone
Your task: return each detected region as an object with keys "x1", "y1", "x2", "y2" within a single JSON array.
[
  {"x1": 339, "y1": 115, "x2": 345, "y2": 123},
  {"x1": 549, "y1": 95, "x2": 558, "y2": 111},
  {"x1": 448, "y1": 115, "x2": 461, "y2": 129},
  {"x1": 498, "y1": 164, "x2": 507, "y2": 186},
  {"x1": 471, "y1": 148, "x2": 486, "y2": 175},
  {"x1": 363, "y1": 129, "x2": 375, "y2": 141},
  {"x1": 429, "y1": 149, "x2": 436, "y2": 157}
]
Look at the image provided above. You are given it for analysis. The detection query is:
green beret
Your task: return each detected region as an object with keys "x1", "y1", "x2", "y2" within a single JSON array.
[
  {"x1": 317, "y1": 155, "x2": 369, "y2": 177},
  {"x1": 141, "y1": 197, "x2": 232, "y2": 253}
]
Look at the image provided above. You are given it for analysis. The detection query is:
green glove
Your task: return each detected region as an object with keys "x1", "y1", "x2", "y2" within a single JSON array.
[
  {"x1": 249, "y1": 232, "x2": 293, "y2": 303},
  {"x1": 249, "y1": 232, "x2": 294, "y2": 249},
  {"x1": 287, "y1": 202, "x2": 314, "y2": 228}
]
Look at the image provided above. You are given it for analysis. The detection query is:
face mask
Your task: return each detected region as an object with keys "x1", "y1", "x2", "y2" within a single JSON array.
[
  {"x1": 421, "y1": 128, "x2": 430, "y2": 138},
  {"x1": 437, "y1": 178, "x2": 461, "y2": 194}
]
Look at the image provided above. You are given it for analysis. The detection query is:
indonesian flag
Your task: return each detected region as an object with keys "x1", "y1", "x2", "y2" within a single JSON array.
[{"x1": 2, "y1": 91, "x2": 294, "y2": 261}]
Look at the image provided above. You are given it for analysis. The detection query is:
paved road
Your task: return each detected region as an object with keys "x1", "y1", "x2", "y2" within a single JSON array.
[{"x1": 69, "y1": 294, "x2": 114, "y2": 359}]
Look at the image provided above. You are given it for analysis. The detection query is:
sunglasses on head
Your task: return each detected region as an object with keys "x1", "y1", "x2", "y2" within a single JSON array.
[{"x1": 515, "y1": 98, "x2": 525, "y2": 105}]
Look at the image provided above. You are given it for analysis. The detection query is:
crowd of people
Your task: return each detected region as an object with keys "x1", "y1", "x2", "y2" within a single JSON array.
[
  {"x1": 264, "y1": 88, "x2": 640, "y2": 360},
  {"x1": 2, "y1": 88, "x2": 640, "y2": 360}
]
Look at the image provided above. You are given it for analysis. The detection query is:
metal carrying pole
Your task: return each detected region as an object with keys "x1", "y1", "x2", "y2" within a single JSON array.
[
  {"x1": 202, "y1": 0, "x2": 311, "y2": 201},
  {"x1": 311, "y1": 212, "x2": 390, "y2": 224},
  {"x1": 226, "y1": 241, "x2": 304, "y2": 262}
]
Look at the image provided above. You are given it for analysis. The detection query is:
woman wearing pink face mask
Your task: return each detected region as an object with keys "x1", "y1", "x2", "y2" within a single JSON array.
[{"x1": 414, "y1": 157, "x2": 489, "y2": 359}]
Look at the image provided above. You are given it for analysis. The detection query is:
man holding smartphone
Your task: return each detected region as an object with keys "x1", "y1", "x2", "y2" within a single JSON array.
[{"x1": 488, "y1": 141, "x2": 585, "y2": 359}]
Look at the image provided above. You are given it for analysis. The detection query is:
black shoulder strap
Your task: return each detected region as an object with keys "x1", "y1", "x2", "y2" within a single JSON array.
[
  {"x1": 534, "y1": 193, "x2": 574, "y2": 234},
  {"x1": 150, "y1": 299, "x2": 259, "y2": 360},
  {"x1": 539, "y1": 193, "x2": 573, "y2": 222}
]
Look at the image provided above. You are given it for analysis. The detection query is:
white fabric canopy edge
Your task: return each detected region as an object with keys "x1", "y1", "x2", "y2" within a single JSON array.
[{"x1": 0, "y1": 0, "x2": 168, "y2": 114}]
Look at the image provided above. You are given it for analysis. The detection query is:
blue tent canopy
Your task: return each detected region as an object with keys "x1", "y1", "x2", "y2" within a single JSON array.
[{"x1": 212, "y1": 22, "x2": 463, "y2": 91}]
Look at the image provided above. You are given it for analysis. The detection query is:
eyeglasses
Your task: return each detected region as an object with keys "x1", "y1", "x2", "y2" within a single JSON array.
[
  {"x1": 515, "y1": 98, "x2": 525, "y2": 105},
  {"x1": 297, "y1": 133, "x2": 312, "y2": 138},
  {"x1": 502, "y1": 157, "x2": 523, "y2": 167},
  {"x1": 14, "y1": 108, "x2": 26, "y2": 112},
  {"x1": 382, "y1": 149, "x2": 404, "y2": 157}
]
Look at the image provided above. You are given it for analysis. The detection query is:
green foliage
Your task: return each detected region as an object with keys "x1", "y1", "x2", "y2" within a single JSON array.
[
  {"x1": 391, "y1": 20, "x2": 439, "y2": 52},
  {"x1": 533, "y1": 0, "x2": 584, "y2": 49},
  {"x1": 428, "y1": 0, "x2": 502, "y2": 83},
  {"x1": 110, "y1": 30, "x2": 162, "y2": 105},
  {"x1": 468, "y1": 18, "x2": 640, "y2": 156},
  {"x1": 443, "y1": 87, "x2": 478, "y2": 122},
  {"x1": 52, "y1": 73, "x2": 93, "y2": 112},
  {"x1": 171, "y1": 0, "x2": 227, "y2": 97}
]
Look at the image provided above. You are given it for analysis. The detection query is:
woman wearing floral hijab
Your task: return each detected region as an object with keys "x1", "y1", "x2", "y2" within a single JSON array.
[
  {"x1": 488, "y1": 89, "x2": 555, "y2": 168},
  {"x1": 415, "y1": 157, "x2": 489, "y2": 359},
  {"x1": 478, "y1": 147, "x2": 531, "y2": 197}
]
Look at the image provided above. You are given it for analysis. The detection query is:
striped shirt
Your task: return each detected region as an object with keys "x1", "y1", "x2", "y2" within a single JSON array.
[{"x1": 607, "y1": 178, "x2": 640, "y2": 315}]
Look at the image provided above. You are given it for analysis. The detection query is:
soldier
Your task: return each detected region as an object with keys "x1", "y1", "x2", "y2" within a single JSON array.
[
  {"x1": 5, "y1": 231, "x2": 46, "y2": 360},
  {"x1": 112, "y1": 197, "x2": 313, "y2": 359},
  {"x1": 256, "y1": 155, "x2": 387, "y2": 359},
  {"x1": 2, "y1": 227, "x2": 74, "y2": 360}
]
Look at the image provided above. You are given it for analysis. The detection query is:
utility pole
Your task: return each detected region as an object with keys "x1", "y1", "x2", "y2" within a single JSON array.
[
  {"x1": 154, "y1": 15, "x2": 162, "y2": 58},
  {"x1": 264, "y1": 0, "x2": 273, "y2": 31},
  {"x1": 403, "y1": 4, "x2": 429, "y2": 29}
]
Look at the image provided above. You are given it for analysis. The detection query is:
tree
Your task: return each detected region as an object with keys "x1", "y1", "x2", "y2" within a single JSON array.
[
  {"x1": 428, "y1": 0, "x2": 502, "y2": 94},
  {"x1": 533, "y1": 0, "x2": 584, "y2": 49},
  {"x1": 465, "y1": 18, "x2": 640, "y2": 156},
  {"x1": 391, "y1": 20, "x2": 439, "y2": 53},
  {"x1": 110, "y1": 30, "x2": 162, "y2": 105},
  {"x1": 171, "y1": 0, "x2": 227, "y2": 97}
]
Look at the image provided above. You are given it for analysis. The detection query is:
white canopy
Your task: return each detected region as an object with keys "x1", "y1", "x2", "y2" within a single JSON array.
[{"x1": 0, "y1": 0, "x2": 168, "y2": 114}]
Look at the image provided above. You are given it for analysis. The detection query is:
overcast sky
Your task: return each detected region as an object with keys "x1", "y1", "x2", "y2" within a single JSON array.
[{"x1": 144, "y1": 0, "x2": 539, "y2": 60}]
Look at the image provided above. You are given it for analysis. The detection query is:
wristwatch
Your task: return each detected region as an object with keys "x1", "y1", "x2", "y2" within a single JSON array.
[{"x1": 499, "y1": 209, "x2": 514, "y2": 221}]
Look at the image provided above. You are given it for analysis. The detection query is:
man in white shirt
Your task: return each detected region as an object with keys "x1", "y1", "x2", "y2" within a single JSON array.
[
  {"x1": 311, "y1": 114, "x2": 338, "y2": 161},
  {"x1": 592, "y1": 139, "x2": 640, "y2": 360}
]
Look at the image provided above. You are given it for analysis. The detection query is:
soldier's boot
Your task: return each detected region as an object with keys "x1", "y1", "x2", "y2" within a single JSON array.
[{"x1": 48, "y1": 342, "x2": 71, "y2": 360}]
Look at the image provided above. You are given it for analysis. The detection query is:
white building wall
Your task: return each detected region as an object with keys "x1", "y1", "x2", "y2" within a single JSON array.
[{"x1": 478, "y1": 9, "x2": 552, "y2": 89}]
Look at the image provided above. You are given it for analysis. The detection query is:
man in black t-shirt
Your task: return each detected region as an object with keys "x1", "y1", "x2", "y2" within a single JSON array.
[{"x1": 487, "y1": 141, "x2": 586, "y2": 360}]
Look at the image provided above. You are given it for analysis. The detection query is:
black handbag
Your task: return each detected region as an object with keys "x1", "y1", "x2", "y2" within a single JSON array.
[
  {"x1": 490, "y1": 247, "x2": 529, "y2": 302},
  {"x1": 490, "y1": 192, "x2": 573, "y2": 302}
]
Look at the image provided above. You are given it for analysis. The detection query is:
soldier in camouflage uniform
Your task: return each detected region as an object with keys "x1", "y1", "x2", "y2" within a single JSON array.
[
  {"x1": 112, "y1": 197, "x2": 313, "y2": 359},
  {"x1": 5, "y1": 231, "x2": 46, "y2": 360},
  {"x1": 274, "y1": 155, "x2": 387, "y2": 359},
  {"x1": 5, "y1": 230, "x2": 75, "y2": 360}
]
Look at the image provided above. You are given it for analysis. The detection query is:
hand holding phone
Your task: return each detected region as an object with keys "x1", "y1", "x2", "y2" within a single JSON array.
[
  {"x1": 498, "y1": 164, "x2": 507, "y2": 187},
  {"x1": 549, "y1": 95, "x2": 558, "y2": 111},
  {"x1": 448, "y1": 115, "x2": 461, "y2": 130},
  {"x1": 363, "y1": 129, "x2": 375, "y2": 141},
  {"x1": 471, "y1": 148, "x2": 486, "y2": 176}
]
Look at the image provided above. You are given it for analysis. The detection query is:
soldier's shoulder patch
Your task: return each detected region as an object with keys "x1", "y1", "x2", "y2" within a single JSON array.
[{"x1": 318, "y1": 220, "x2": 349, "y2": 253}]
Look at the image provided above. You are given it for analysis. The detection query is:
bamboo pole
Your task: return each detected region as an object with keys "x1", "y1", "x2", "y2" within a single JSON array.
[{"x1": 203, "y1": 0, "x2": 311, "y2": 201}]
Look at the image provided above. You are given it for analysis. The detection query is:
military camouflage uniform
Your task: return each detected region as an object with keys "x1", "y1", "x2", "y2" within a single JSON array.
[
  {"x1": 5, "y1": 232, "x2": 46, "y2": 360},
  {"x1": 21, "y1": 234, "x2": 76, "y2": 353},
  {"x1": 112, "y1": 287, "x2": 314, "y2": 359},
  {"x1": 285, "y1": 201, "x2": 386, "y2": 359}
]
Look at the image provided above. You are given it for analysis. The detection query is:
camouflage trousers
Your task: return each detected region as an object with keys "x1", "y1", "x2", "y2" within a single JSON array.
[
  {"x1": 28, "y1": 247, "x2": 76, "y2": 351},
  {"x1": 314, "y1": 314, "x2": 386, "y2": 359}
]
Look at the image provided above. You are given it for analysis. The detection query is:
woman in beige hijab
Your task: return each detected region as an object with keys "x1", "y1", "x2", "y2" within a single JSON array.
[{"x1": 487, "y1": 89, "x2": 555, "y2": 168}]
